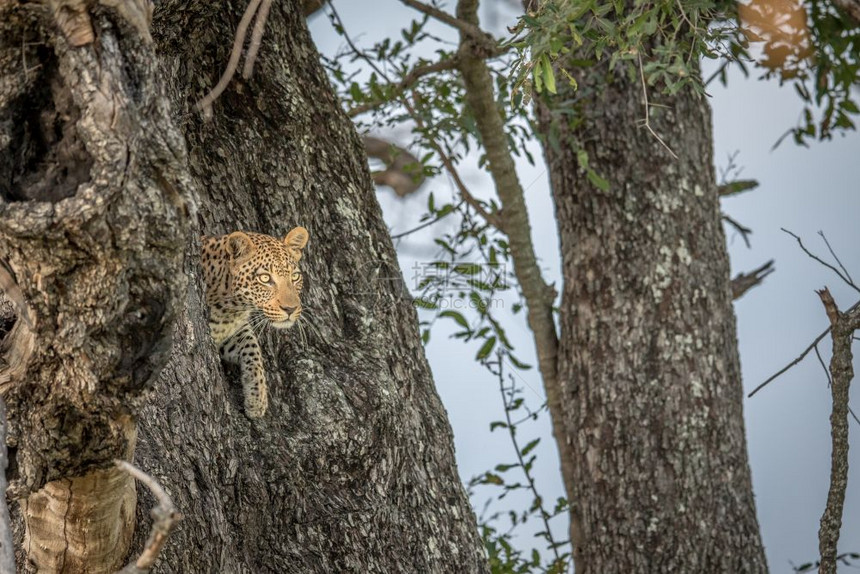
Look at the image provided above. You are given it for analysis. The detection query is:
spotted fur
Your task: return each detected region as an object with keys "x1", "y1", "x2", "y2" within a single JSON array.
[{"x1": 201, "y1": 227, "x2": 309, "y2": 418}]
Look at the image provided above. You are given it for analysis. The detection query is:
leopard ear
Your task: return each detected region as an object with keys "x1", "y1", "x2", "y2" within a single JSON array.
[
  {"x1": 284, "y1": 226, "x2": 309, "y2": 260},
  {"x1": 226, "y1": 232, "x2": 256, "y2": 260}
]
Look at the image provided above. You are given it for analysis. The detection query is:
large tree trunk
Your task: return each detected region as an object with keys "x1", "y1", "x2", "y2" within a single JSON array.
[
  {"x1": 1, "y1": 2, "x2": 487, "y2": 572},
  {"x1": 535, "y1": 51, "x2": 769, "y2": 573}
]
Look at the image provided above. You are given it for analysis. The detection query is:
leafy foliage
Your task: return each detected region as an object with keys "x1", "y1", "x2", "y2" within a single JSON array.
[
  {"x1": 468, "y1": 356, "x2": 570, "y2": 574},
  {"x1": 316, "y1": 0, "x2": 860, "y2": 570}
]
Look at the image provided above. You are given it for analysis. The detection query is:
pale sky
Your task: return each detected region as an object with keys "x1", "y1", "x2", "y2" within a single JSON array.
[{"x1": 310, "y1": 4, "x2": 860, "y2": 570}]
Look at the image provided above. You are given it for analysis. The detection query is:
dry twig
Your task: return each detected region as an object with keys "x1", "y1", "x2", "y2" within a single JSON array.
[
  {"x1": 731, "y1": 259, "x2": 774, "y2": 300},
  {"x1": 636, "y1": 53, "x2": 678, "y2": 160},
  {"x1": 782, "y1": 229, "x2": 860, "y2": 295},
  {"x1": 242, "y1": 0, "x2": 272, "y2": 80},
  {"x1": 750, "y1": 231, "x2": 860, "y2": 397},
  {"x1": 723, "y1": 213, "x2": 754, "y2": 248},
  {"x1": 196, "y1": 0, "x2": 272, "y2": 115},
  {"x1": 114, "y1": 461, "x2": 182, "y2": 574}
]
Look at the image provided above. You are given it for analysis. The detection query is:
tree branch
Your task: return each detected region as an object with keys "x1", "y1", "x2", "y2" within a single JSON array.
[
  {"x1": 723, "y1": 213, "x2": 753, "y2": 248},
  {"x1": 327, "y1": 2, "x2": 502, "y2": 229},
  {"x1": 195, "y1": 0, "x2": 263, "y2": 115},
  {"x1": 400, "y1": 0, "x2": 495, "y2": 49},
  {"x1": 455, "y1": 0, "x2": 583, "y2": 566},
  {"x1": 115, "y1": 461, "x2": 182, "y2": 574},
  {"x1": 782, "y1": 228, "x2": 860, "y2": 295},
  {"x1": 363, "y1": 136, "x2": 427, "y2": 197},
  {"x1": 241, "y1": 0, "x2": 273, "y2": 80},
  {"x1": 731, "y1": 259, "x2": 774, "y2": 300},
  {"x1": 815, "y1": 288, "x2": 860, "y2": 574},
  {"x1": 348, "y1": 57, "x2": 460, "y2": 117}
]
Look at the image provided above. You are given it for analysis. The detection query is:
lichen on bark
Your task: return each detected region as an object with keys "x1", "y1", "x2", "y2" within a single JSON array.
[{"x1": 535, "y1": 45, "x2": 769, "y2": 574}]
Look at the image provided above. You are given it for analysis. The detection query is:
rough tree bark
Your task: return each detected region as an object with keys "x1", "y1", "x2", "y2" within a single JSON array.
[
  {"x1": 1, "y1": 1, "x2": 487, "y2": 572},
  {"x1": 534, "y1": 42, "x2": 770, "y2": 574}
]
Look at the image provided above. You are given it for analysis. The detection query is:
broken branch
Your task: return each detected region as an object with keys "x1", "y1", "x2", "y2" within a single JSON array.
[
  {"x1": 731, "y1": 259, "x2": 774, "y2": 300},
  {"x1": 115, "y1": 461, "x2": 182, "y2": 574},
  {"x1": 195, "y1": 0, "x2": 263, "y2": 115}
]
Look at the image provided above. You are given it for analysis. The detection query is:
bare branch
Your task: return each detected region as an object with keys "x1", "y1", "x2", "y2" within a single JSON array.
[
  {"x1": 347, "y1": 57, "x2": 460, "y2": 117},
  {"x1": 241, "y1": 0, "x2": 273, "y2": 80},
  {"x1": 814, "y1": 343, "x2": 833, "y2": 387},
  {"x1": 782, "y1": 228, "x2": 860, "y2": 295},
  {"x1": 731, "y1": 260, "x2": 774, "y2": 300},
  {"x1": 723, "y1": 213, "x2": 754, "y2": 248},
  {"x1": 813, "y1": 342, "x2": 860, "y2": 426},
  {"x1": 0, "y1": 397, "x2": 14, "y2": 574},
  {"x1": 818, "y1": 231, "x2": 854, "y2": 286},
  {"x1": 753, "y1": 229, "x2": 860, "y2": 397},
  {"x1": 399, "y1": 0, "x2": 495, "y2": 49},
  {"x1": 195, "y1": 0, "x2": 263, "y2": 115},
  {"x1": 420, "y1": 126, "x2": 502, "y2": 229},
  {"x1": 455, "y1": 0, "x2": 582, "y2": 566},
  {"x1": 750, "y1": 323, "x2": 831, "y2": 397},
  {"x1": 391, "y1": 199, "x2": 465, "y2": 240},
  {"x1": 364, "y1": 136, "x2": 427, "y2": 198},
  {"x1": 815, "y1": 288, "x2": 860, "y2": 574},
  {"x1": 749, "y1": 300, "x2": 860, "y2": 397},
  {"x1": 637, "y1": 53, "x2": 678, "y2": 160},
  {"x1": 115, "y1": 461, "x2": 182, "y2": 574}
]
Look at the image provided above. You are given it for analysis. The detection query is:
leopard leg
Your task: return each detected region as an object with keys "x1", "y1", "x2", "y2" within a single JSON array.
[{"x1": 219, "y1": 322, "x2": 268, "y2": 418}]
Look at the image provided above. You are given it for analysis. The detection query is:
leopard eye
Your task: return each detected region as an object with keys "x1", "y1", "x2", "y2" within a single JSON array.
[
  {"x1": 257, "y1": 273, "x2": 272, "y2": 284},
  {"x1": 291, "y1": 271, "x2": 301, "y2": 283}
]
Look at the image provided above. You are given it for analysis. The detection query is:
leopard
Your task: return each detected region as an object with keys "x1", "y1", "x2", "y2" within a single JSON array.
[{"x1": 201, "y1": 227, "x2": 309, "y2": 418}]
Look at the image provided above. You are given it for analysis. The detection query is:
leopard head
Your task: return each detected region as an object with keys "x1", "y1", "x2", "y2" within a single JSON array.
[{"x1": 223, "y1": 227, "x2": 309, "y2": 328}]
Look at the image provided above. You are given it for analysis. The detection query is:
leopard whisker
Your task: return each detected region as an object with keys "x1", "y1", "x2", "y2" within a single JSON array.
[
  {"x1": 298, "y1": 314, "x2": 323, "y2": 341},
  {"x1": 297, "y1": 320, "x2": 308, "y2": 348}
]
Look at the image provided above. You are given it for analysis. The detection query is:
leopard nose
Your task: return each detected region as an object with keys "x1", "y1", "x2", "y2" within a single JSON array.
[{"x1": 281, "y1": 305, "x2": 297, "y2": 315}]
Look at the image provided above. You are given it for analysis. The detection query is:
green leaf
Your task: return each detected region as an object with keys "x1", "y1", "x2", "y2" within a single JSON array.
[
  {"x1": 440, "y1": 310, "x2": 469, "y2": 329},
  {"x1": 483, "y1": 472, "x2": 504, "y2": 485},
  {"x1": 507, "y1": 354, "x2": 532, "y2": 370},
  {"x1": 521, "y1": 438, "x2": 541, "y2": 456},
  {"x1": 587, "y1": 169, "x2": 610, "y2": 191},
  {"x1": 453, "y1": 263, "x2": 482, "y2": 275},
  {"x1": 718, "y1": 179, "x2": 759, "y2": 197},
  {"x1": 476, "y1": 336, "x2": 497, "y2": 360},
  {"x1": 540, "y1": 54, "x2": 557, "y2": 94},
  {"x1": 841, "y1": 99, "x2": 859, "y2": 114},
  {"x1": 489, "y1": 421, "x2": 507, "y2": 431},
  {"x1": 533, "y1": 61, "x2": 544, "y2": 93}
]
